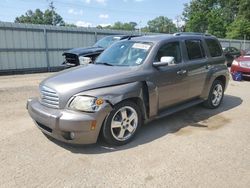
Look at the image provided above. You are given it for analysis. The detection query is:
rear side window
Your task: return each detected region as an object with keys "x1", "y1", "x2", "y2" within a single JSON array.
[
  {"x1": 185, "y1": 40, "x2": 205, "y2": 60},
  {"x1": 205, "y1": 39, "x2": 222, "y2": 57}
]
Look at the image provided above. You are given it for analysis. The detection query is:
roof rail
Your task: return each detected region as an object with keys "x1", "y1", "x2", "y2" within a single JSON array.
[{"x1": 173, "y1": 32, "x2": 211, "y2": 36}]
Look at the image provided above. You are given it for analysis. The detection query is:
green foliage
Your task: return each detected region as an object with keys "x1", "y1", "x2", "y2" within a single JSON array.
[
  {"x1": 143, "y1": 16, "x2": 177, "y2": 33},
  {"x1": 182, "y1": 0, "x2": 250, "y2": 39},
  {"x1": 15, "y1": 7, "x2": 65, "y2": 26},
  {"x1": 97, "y1": 22, "x2": 137, "y2": 31},
  {"x1": 226, "y1": 18, "x2": 250, "y2": 39},
  {"x1": 98, "y1": 17, "x2": 177, "y2": 34}
]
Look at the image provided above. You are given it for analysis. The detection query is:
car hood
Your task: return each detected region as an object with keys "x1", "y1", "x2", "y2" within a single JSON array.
[
  {"x1": 236, "y1": 55, "x2": 250, "y2": 61},
  {"x1": 40, "y1": 64, "x2": 144, "y2": 107},
  {"x1": 62, "y1": 46, "x2": 104, "y2": 56}
]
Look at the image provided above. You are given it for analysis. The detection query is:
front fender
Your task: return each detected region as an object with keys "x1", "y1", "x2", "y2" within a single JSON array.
[{"x1": 78, "y1": 82, "x2": 144, "y2": 106}]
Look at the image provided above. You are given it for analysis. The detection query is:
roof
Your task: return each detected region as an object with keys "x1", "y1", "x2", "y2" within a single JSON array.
[{"x1": 131, "y1": 32, "x2": 217, "y2": 43}]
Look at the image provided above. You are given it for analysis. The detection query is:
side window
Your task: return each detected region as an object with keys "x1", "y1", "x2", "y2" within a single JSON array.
[
  {"x1": 155, "y1": 42, "x2": 182, "y2": 63},
  {"x1": 205, "y1": 39, "x2": 222, "y2": 57},
  {"x1": 185, "y1": 40, "x2": 205, "y2": 60}
]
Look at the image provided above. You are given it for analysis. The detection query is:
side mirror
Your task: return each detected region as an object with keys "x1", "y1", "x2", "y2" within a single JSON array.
[
  {"x1": 153, "y1": 56, "x2": 175, "y2": 67},
  {"x1": 79, "y1": 56, "x2": 92, "y2": 65}
]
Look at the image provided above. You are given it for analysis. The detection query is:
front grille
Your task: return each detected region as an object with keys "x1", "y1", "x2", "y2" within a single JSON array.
[
  {"x1": 64, "y1": 53, "x2": 79, "y2": 65},
  {"x1": 40, "y1": 86, "x2": 59, "y2": 108}
]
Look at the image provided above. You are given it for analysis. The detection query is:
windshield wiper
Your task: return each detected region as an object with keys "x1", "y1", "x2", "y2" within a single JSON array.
[{"x1": 95, "y1": 62, "x2": 114, "y2": 66}]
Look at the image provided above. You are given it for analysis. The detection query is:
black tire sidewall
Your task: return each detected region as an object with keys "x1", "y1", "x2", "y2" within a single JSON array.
[
  {"x1": 207, "y1": 80, "x2": 224, "y2": 109},
  {"x1": 102, "y1": 100, "x2": 142, "y2": 146}
]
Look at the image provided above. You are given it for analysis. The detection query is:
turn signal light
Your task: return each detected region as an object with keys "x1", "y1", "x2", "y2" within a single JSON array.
[
  {"x1": 95, "y1": 98, "x2": 104, "y2": 106},
  {"x1": 91, "y1": 120, "x2": 97, "y2": 130}
]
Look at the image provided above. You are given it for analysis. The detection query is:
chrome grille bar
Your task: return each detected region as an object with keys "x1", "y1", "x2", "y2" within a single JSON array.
[{"x1": 40, "y1": 85, "x2": 59, "y2": 108}]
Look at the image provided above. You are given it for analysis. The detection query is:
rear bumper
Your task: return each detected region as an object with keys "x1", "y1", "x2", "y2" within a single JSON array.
[{"x1": 27, "y1": 98, "x2": 112, "y2": 144}]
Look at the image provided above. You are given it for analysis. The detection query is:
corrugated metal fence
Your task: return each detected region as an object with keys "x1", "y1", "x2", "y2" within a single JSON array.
[
  {"x1": 0, "y1": 22, "x2": 137, "y2": 74},
  {"x1": 0, "y1": 22, "x2": 250, "y2": 75}
]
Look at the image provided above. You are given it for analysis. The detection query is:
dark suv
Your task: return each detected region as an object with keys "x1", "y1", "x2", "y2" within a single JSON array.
[
  {"x1": 27, "y1": 33, "x2": 229, "y2": 146},
  {"x1": 62, "y1": 35, "x2": 139, "y2": 68}
]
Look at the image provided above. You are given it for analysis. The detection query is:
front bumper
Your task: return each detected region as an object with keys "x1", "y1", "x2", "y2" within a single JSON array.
[
  {"x1": 231, "y1": 65, "x2": 250, "y2": 77},
  {"x1": 27, "y1": 98, "x2": 112, "y2": 144}
]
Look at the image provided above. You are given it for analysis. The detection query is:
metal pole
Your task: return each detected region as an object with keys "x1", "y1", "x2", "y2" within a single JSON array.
[
  {"x1": 243, "y1": 34, "x2": 246, "y2": 50},
  {"x1": 94, "y1": 31, "x2": 97, "y2": 42},
  {"x1": 44, "y1": 28, "x2": 50, "y2": 72}
]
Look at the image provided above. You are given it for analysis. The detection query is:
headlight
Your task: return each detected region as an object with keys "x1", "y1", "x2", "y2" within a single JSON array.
[
  {"x1": 69, "y1": 96, "x2": 104, "y2": 112},
  {"x1": 232, "y1": 60, "x2": 239, "y2": 66},
  {"x1": 239, "y1": 62, "x2": 250, "y2": 68},
  {"x1": 79, "y1": 56, "x2": 92, "y2": 65}
]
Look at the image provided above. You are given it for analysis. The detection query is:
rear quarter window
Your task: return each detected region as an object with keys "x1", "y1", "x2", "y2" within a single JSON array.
[
  {"x1": 205, "y1": 39, "x2": 222, "y2": 57},
  {"x1": 185, "y1": 40, "x2": 205, "y2": 60}
]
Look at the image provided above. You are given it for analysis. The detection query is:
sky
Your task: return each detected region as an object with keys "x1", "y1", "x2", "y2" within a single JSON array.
[{"x1": 0, "y1": 0, "x2": 190, "y2": 27}]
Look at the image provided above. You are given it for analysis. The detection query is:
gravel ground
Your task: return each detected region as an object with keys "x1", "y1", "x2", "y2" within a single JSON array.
[{"x1": 0, "y1": 73, "x2": 249, "y2": 188}]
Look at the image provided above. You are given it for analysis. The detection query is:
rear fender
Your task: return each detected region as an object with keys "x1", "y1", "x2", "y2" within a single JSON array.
[{"x1": 200, "y1": 65, "x2": 229, "y2": 99}]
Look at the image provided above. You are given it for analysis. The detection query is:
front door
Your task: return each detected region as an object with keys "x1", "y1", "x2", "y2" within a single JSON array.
[{"x1": 151, "y1": 41, "x2": 189, "y2": 111}]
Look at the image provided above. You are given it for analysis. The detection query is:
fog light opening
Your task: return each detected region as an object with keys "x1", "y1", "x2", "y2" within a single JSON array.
[{"x1": 70, "y1": 132, "x2": 76, "y2": 140}]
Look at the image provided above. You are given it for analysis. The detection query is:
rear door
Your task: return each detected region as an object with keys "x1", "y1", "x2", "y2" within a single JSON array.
[{"x1": 184, "y1": 39, "x2": 208, "y2": 98}]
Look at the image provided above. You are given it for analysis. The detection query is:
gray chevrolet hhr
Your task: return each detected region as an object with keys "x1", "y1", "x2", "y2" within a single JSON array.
[{"x1": 27, "y1": 33, "x2": 229, "y2": 145}]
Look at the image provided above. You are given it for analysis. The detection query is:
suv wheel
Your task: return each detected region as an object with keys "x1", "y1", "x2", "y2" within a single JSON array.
[
  {"x1": 102, "y1": 101, "x2": 142, "y2": 145},
  {"x1": 203, "y1": 80, "x2": 224, "y2": 109}
]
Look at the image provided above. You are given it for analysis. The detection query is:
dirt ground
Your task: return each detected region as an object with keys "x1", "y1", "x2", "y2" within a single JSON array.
[{"x1": 0, "y1": 73, "x2": 249, "y2": 188}]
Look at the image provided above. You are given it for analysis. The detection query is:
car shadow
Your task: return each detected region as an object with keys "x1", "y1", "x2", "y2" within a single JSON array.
[{"x1": 46, "y1": 94, "x2": 242, "y2": 154}]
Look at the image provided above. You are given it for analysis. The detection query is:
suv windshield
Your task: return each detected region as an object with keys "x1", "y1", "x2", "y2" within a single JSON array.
[
  {"x1": 93, "y1": 36, "x2": 121, "y2": 49},
  {"x1": 95, "y1": 41, "x2": 152, "y2": 66}
]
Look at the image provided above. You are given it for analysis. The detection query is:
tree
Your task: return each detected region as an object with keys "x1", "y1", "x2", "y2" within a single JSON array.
[
  {"x1": 226, "y1": 18, "x2": 250, "y2": 39},
  {"x1": 225, "y1": 0, "x2": 250, "y2": 39},
  {"x1": 15, "y1": 2, "x2": 65, "y2": 26},
  {"x1": 97, "y1": 21, "x2": 137, "y2": 31},
  {"x1": 143, "y1": 16, "x2": 177, "y2": 33},
  {"x1": 182, "y1": 0, "x2": 242, "y2": 38}
]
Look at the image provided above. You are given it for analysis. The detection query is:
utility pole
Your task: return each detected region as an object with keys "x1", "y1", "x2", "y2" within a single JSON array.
[
  {"x1": 48, "y1": 0, "x2": 55, "y2": 25},
  {"x1": 243, "y1": 34, "x2": 246, "y2": 50},
  {"x1": 175, "y1": 15, "x2": 181, "y2": 32}
]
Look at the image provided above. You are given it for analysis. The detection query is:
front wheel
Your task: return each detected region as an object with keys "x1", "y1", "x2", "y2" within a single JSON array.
[
  {"x1": 101, "y1": 101, "x2": 142, "y2": 146},
  {"x1": 203, "y1": 80, "x2": 224, "y2": 109}
]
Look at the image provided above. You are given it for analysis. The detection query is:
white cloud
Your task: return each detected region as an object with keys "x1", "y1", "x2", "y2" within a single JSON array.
[
  {"x1": 84, "y1": 0, "x2": 107, "y2": 5},
  {"x1": 99, "y1": 23, "x2": 111, "y2": 27},
  {"x1": 99, "y1": 14, "x2": 109, "y2": 19},
  {"x1": 68, "y1": 8, "x2": 83, "y2": 16},
  {"x1": 76, "y1": 21, "x2": 93, "y2": 27}
]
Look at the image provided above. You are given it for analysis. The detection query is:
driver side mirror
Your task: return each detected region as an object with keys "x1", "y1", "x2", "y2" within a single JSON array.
[{"x1": 153, "y1": 56, "x2": 175, "y2": 67}]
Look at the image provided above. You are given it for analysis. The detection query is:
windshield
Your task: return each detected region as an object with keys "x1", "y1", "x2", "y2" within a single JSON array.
[
  {"x1": 93, "y1": 36, "x2": 121, "y2": 49},
  {"x1": 245, "y1": 50, "x2": 250, "y2": 56},
  {"x1": 95, "y1": 41, "x2": 152, "y2": 66}
]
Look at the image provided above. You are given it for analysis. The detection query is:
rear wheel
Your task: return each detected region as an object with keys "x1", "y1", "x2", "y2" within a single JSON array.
[
  {"x1": 102, "y1": 101, "x2": 142, "y2": 145},
  {"x1": 203, "y1": 80, "x2": 224, "y2": 109}
]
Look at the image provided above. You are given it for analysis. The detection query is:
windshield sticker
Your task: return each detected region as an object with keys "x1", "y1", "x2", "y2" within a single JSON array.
[
  {"x1": 132, "y1": 43, "x2": 150, "y2": 50},
  {"x1": 135, "y1": 58, "x2": 143, "y2": 64}
]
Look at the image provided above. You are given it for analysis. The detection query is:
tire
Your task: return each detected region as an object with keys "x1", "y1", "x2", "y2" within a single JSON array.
[
  {"x1": 102, "y1": 100, "x2": 142, "y2": 146},
  {"x1": 203, "y1": 79, "x2": 224, "y2": 109}
]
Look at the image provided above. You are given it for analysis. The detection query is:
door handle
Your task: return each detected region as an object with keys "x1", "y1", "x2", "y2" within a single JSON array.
[
  {"x1": 206, "y1": 64, "x2": 211, "y2": 69},
  {"x1": 177, "y1": 69, "x2": 187, "y2": 75}
]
